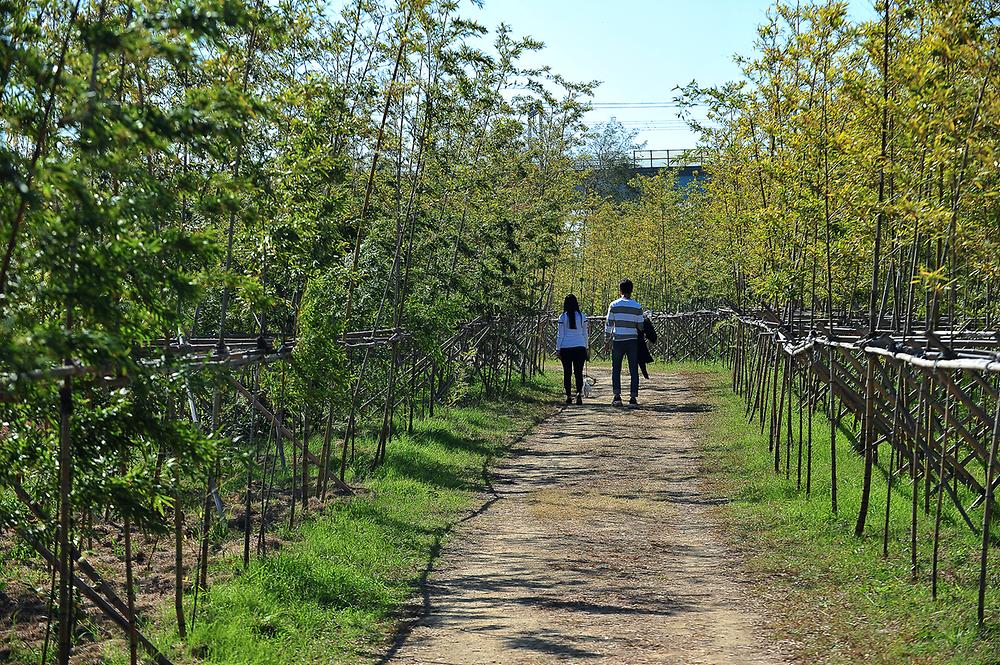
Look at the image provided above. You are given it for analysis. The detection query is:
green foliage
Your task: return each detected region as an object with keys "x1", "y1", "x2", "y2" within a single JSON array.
[
  {"x1": 0, "y1": 0, "x2": 589, "y2": 657},
  {"x1": 555, "y1": 170, "x2": 727, "y2": 313},
  {"x1": 576, "y1": 117, "x2": 646, "y2": 201},
  {"x1": 288, "y1": 272, "x2": 348, "y2": 413},
  {"x1": 675, "y1": 0, "x2": 1000, "y2": 322}
]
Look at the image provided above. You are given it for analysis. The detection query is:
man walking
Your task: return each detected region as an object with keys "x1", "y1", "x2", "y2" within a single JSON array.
[{"x1": 605, "y1": 279, "x2": 644, "y2": 407}]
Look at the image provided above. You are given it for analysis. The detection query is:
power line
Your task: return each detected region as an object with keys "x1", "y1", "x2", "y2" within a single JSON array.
[
  {"x1": 588, "y1": 101, "x2": 707, "y2": 109},
  {"x1": 631, "y1": 127, "x2": 697, "y2": 133},
  {"x1": 618, "y1": 120, "x2": 691, "y2": 126}
]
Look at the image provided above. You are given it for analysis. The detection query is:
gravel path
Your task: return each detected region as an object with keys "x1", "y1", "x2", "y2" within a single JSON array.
[{"x1": 382, "y1": 369, "x2": 786, "y2": 665}]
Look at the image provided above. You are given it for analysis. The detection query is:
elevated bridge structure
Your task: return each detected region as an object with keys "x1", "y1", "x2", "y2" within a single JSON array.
[
  {"x1": 628, "y1": 149, "x2": 708, "y2": 187},
  {"x1": 576, "y1": 148, "x2": 710, "y2": 191}
]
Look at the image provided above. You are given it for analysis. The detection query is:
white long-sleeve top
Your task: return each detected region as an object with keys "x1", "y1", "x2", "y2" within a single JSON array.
[{"x1": 556, "y1": 311, "x2": 589, "y2": 350}]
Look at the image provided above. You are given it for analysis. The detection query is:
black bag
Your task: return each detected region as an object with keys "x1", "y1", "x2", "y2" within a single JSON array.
[
  {"x1": 642, "y1": 316, "x2": 658, "y2": 344},
  {"x1": 637, "y1": 336, "x2": 653, "y2": 378},
  {"x1": 637, "y1": 315, "x2": 656, "y2": 379}
]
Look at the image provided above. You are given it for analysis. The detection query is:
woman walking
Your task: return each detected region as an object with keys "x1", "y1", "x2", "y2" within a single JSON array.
[{"x1": 556, "y1": 294, "x2": 589, "y2": 405}]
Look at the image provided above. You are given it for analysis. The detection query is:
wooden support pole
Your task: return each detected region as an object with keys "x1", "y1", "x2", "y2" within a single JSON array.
[
  {"x1": 912, "y1": 373, "x2": 924, "y2": 580},
  {"x1": 978, "y1": 392, "x2": 1000, "y2": 626},
  {"x1": 830, "y1": 345, "x2": 838, "y2": 513},
  {"x1": 57, "y1": 376, "x2": 73, "y2": 665},
  {"x1": 883, "y1": 363, "x2": 904, "y2": 558},
  {"x1": 932, "y1": 392, "x2": 953, "y2": 599},
  {"x1": 855, "y1": 355, "x2": 877, "y2": 537}
]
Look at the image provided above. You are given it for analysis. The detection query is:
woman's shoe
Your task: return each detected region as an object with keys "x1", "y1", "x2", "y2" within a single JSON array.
[
  {"x1": 575, "y1": 395, "x2": 583, "y2": 405},
  {"x1": 565, "y1": 396, "x2": 573, "y2": 405}
]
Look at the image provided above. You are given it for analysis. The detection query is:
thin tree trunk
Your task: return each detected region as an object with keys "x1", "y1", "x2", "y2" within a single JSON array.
[
  {"x1": 174, "y1": 467, "x2": 186, "y2": 638},
  {"x1": 57, "y1": 374, "x2": 73, "y2": 665}
]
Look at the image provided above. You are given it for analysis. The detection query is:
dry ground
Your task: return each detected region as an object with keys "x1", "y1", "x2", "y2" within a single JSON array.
[{"x1": 382, "y1": 368, "x2": 788, "y2": 664}]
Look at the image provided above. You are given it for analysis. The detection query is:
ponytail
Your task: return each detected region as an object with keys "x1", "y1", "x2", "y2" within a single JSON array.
[{"x1": 563, "y1": 294, "x2": 580, "y2": 329}]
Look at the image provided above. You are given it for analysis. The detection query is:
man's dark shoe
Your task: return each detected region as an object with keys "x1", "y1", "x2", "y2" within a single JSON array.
[
  {"x1": 575, "y1": 395, "x2": 583, "y2": 405},
  {"x1": 628, "y1": 397, "x2": 638, "y2": 406},
  {"x1": 612, "y1": 398, "x2": 623, "y2": 407},
  {"x1": 565, "y1": 396, "x2": 573, "y2": 405}
]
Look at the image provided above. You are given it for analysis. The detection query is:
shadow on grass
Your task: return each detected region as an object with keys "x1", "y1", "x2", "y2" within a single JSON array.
[
  {"x1": 411, "y1": 424, "x2": 496, "y2": 457},
  {"x1": 381, "y1": 446, "x2": 475, "y2": 491}
]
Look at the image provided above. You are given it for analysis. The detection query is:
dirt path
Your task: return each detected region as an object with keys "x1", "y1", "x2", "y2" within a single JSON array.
[{"x1": 382, "y1": 369, "x2": 786, "y2": 665}]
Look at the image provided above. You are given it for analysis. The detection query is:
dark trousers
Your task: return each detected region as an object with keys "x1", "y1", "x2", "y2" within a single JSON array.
[
  {"x1": 612, "y1": 338, "x2": 639, "y2": 400},
  {"x1": 559, "y1": 346, "x2": 587, "y2": 397}
]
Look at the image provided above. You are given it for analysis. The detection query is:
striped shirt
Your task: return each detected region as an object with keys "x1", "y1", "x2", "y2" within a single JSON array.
[
  {"x1": 605, "y1": 297, "x2": 644, "y2": 341},
  {"x1": 556, "y1": 311, "x2": 589, "y2": 350}
]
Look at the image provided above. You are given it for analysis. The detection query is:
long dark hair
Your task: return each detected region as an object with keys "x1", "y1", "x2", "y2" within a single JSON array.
[{"x1": 563, "y1": 294, "x2": 580, "y2": 329}]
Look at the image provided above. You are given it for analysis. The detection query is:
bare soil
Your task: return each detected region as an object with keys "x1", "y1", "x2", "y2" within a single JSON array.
[
  {"x1": 0, "y1": 471, "x2": 340, "y2": 663},
  {"x1": 382, "y1": 369, "x2": 788, "y2": 665}
]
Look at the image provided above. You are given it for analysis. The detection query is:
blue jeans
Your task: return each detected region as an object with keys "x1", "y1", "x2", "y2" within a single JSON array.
[{"x1": 611, "y1": 339, "x2": 639, "y2": 400}]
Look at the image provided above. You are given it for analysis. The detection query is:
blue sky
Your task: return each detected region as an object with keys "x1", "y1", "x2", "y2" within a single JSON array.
[{"x1": 470, "y1": 0, "x2": 879, "y2": 149}]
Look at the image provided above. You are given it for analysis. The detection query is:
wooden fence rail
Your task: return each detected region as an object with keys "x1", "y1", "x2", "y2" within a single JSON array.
[
  {"x1": 0, "y1": 313, "x2": 546, "y2": 663},
  {"x1": 542, "y1": 310, "x2": 730, "y2": 363},
  {"x1": 545, "y1": 305, "x2": 1000, "y2": 625},
  {"x1": 724, "y1": 309, "x2": 1000, "y2": 626},
  {"x1": 10, "y1": 303, "x2": 1000, "y2": 659}
]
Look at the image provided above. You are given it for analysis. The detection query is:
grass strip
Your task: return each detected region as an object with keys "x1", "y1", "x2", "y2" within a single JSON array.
[
  {"x1": 689, "y1": 363, "x2": 1000, "y2": 664},
  {"x1": 142, "y1": 375, "x2": 556, "y2": 665}
]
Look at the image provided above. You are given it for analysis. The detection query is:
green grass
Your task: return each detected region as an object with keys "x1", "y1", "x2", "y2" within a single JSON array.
[
  {"x1": 162, "y1": 374, "x2": 557, "y2": 664},
  {"x1": 689, "y1": 363, "x2": 1000, "y2": 664}
]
